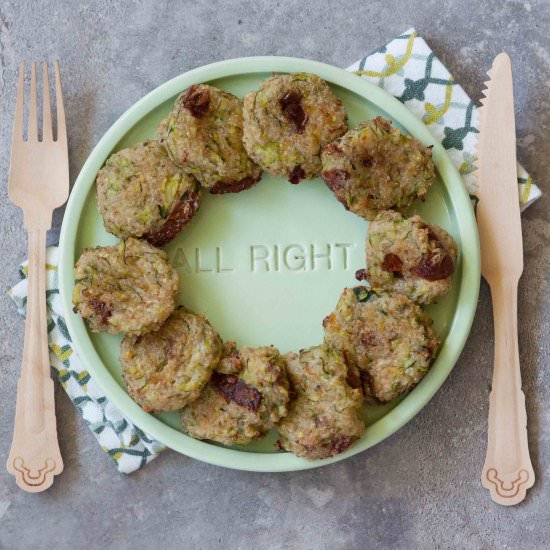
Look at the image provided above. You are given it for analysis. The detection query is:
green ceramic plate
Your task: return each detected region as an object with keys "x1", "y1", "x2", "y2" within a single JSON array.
[{"x1": 58, "y1": 57, "x2": 480, "y2": 472}]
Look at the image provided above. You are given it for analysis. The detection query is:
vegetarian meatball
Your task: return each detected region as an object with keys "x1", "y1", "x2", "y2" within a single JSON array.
[
  {"x1": 73, "y1": 238, "x2": 179, "y2": 336},
  {"x1": 181, "y1": 345, "x2": 289, "y2": 446},
  {"x1": 242, "y1": 73, "x2": 348, "y2": 184},
  {"x1": 120, "y1": 307, "x2": 222, "y2": 412},
  {"x1": 158, "y1": 84, "x2": 262, "y2": 193},
  {"x1": 361, "y1": 210, "x2": 458, "y2": 303},
  {"x1": 323, "y1": 287, "x2": 439, "y2": 402},
  {"x1": 321, "y1": 116, "x2": 436, "y2": 220},
  {"x1": 276, "y1": 344, "x2": 365, "y2": 460},
  {"x1": 96, "y1": 140, "x2": 200, "y2": 246}
]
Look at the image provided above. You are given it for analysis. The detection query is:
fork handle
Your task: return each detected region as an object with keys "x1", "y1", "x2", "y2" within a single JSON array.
[
  {"x1": 7, "y1": 227, "x2": 63, "y2": 492},
  {"x1": 481, "y1": 275, "x2": 535, "y2": 505}
]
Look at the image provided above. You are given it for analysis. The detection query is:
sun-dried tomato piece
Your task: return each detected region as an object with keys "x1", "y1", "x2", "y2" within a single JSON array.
[
  {"x1": 279, "y1": 90, "x2": 307, "y2": 132},
  {"x1": 426, "y1": 227, "x2": 442, "y2": 244},
  {"x1": 182, "y1": 85, "x2": 210, "y2": 118},
  {"x1": 145, "y1": 190, "x2": 200, "y2": 247},
  {"x1": 289, "y1": 165, "x2": 306, "y2": 184},
  {"x1": 411, "y1": 252, "x2": 454, "y2": 281},
  {"x1": 211, "y1": 372, "x2": 262, "y2": 412},
  {"x1": 209, "y1": 174, "x2": 262, "y2": 194},
  {"x1": 381, "y1": 253, "x2": 403, "y2": 276}
]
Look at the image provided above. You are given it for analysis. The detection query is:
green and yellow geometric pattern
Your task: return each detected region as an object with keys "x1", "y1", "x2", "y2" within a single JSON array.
[{"x1": 348, "y1": 28, "x2": 541, "y2": 210}]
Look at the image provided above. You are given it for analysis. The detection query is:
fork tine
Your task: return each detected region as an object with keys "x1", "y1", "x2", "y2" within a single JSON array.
[
  {"x1": 54, "y1": 61, "x2": 66, "y2": 144},
  {"x1": 11, "y1": 62, "x2": 25, "y2": 144},
  {"x1": 28, "y1": 61, "x2": 38, "y2": 141},
  {"x1": 42, "y1": 62, "x2": 52, "y2": 142}
]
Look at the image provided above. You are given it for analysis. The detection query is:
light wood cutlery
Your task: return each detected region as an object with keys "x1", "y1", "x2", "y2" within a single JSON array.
[
  {"x1": 6, "y1": 61, "x2": 68, "y2": 492},
  {"x1": 477, "y1": 53, "x2": 535, "y2": 505}
]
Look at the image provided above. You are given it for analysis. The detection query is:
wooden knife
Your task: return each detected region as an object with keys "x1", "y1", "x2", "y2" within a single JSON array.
[{"x1": 477, "y1": 53, "x2": 535, "y2": 505}]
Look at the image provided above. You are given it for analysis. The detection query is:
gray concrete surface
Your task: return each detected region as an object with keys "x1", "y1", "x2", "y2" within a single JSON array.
[{"x1": 0, "y1": 1, "x2": 549, "y2": 548}]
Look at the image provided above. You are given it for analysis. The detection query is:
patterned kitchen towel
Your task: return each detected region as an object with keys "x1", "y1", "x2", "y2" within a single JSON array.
[
  {"x1": 8, "y1": 248, "x2": 165, "y2": 474},
  {"x1": 347, "y1": 28, "x2": 541, "y2": 208},
  {"x1": 8, "y1": 28, "x2": 541, "y2": 475}
]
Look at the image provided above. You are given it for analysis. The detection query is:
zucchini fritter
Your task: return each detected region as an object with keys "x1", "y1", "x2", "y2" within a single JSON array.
[
  {"x1": 323, "y1": 287, "x2": 439, "y2": 402},
  {"x1": 181, "y1": 345, "x2": 289, "y2": 446},
  {"x1": 321, "y1": 117, "x2": 436, "y2": 220},
  {"x1": 96, "y1": 140, "x2": 200, "y2": 245},
  {"x1": 276, "y1": 344, "x2": 365, "y2": 459},
  {"x1": 158, "y1": 84, "x2": 262, "y2": 193},
  {"x1": 243, "y1": 73, "x2": 348, "y2": 183},
  {"x1": 73, "y1": 238, "x2": 179, "y2": 336},
  {"x1": 121, "y1": 307, "x2": 222, "y2": 412},
  {"x1": 363, "y1": 210, "x2": 458, "y2": 303}
]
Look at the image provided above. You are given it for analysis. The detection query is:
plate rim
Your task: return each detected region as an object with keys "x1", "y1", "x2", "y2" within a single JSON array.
[{"x1": 58, "y1": 55, "x2": 480, "y2": 472}]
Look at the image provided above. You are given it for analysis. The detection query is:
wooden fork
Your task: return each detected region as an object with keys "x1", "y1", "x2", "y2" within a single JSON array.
[{"x1": 6, "y1": 61, "x2": 69, "y2": 492}]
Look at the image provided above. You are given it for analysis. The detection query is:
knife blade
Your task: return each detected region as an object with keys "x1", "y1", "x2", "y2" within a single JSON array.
[
  {"x1": 477, "y1": 53, "x2": 523, "y2": 281},
  {"x1": 477, "y1": 53, "x2": 535, "y2": 506}
]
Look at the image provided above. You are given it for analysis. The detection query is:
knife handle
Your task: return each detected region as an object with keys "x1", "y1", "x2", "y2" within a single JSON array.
[{"x1": 481, "y1": 275, "x2": 535, "y2": 505}]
